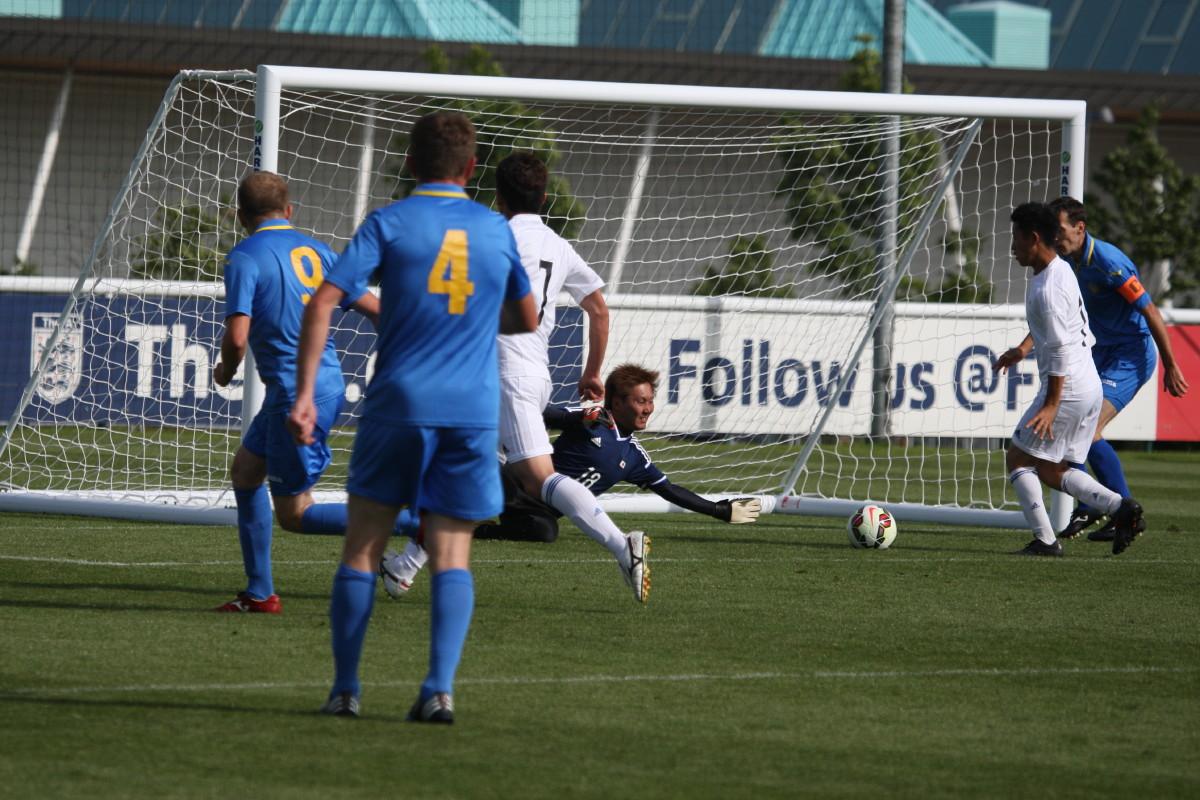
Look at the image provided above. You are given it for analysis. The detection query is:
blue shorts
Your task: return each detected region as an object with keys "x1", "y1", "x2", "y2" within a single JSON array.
[
  {"x1": 1092, "y1": 338, "x2": 1157, "y2": 412},
  {"x1": 242, "y1": 394, "x2": 342, "y2": 497},
  {"x1": 347, "y1": 419, "x2": 502, "y2": 521}
]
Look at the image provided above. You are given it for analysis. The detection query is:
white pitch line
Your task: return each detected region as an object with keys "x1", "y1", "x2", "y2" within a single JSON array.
[
  {"x1": 0, "y1": 553, "x2": 1192, "y2": 568},
  {"x1": 5, "y1": 665, "x2": 1193, "y2": 698}
]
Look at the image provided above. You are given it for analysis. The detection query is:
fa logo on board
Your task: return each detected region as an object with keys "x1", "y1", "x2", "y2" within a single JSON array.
[{"x1": 31, "y1": 312, "x2": 83, "y2": 405}]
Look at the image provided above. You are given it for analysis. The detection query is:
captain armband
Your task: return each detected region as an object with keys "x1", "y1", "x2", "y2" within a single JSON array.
[{"x1": 1117, "y1": 275, "x2": 1146, "y2": 304}]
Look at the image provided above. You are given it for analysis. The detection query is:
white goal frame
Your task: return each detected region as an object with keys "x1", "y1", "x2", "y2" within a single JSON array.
[
  {"x1": 255, "y1": 66, "x2": 1086, "y2": 530},
  {"x1": 0, "y1": 65, "x2": 1088, "y2": 528}
]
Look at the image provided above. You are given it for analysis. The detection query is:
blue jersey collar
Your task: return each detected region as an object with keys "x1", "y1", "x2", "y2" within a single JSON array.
[
  {"x1": 412, "y1": 182, "x2": 469, "y2": 199},
  {"x1": 254, "y1": 219, "x2": 293, "y2": 233}
]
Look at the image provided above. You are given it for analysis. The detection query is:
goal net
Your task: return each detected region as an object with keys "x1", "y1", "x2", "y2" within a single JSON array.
[{"x1": 0, "y1": 67, "x2": 1086, "y2": 526}]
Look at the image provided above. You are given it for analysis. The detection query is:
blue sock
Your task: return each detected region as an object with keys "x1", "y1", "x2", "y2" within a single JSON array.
[
  {"x1": 329, "y1": 563, "x2": 376, "y2": 698},
  {"x1": 300, "y1": 503, "x2": 348, "y2": 535},
  {"x1": 235, "y1": 486, "x2": 273, "y2": 599},
  {"x1": 1088, "y1": 439, "x2": 1131, "y2": 498},
  {"x1": 421, "y1": 569, "x2": 474, "y2": 700}
]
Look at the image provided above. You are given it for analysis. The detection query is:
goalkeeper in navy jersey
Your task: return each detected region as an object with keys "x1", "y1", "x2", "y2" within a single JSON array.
[
  {"x1": 380, "y1": 365, "x2": 759, "y2": 597},
  {"x1": 477, "y1": 363, "x2": 761, "y2": 543}
]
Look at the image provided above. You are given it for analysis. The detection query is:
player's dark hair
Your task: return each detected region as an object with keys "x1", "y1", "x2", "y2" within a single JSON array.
[
  {"x1": 604, "y1": 364, "x2": 660, "y2": 409},
  {"x1": 1010, "y1": 202, "x2": 1059, "y2": 248},
  {"x1": 496, "y1": 152, "x2": 548, "y2": 215},
  {"x1": 1047, "y1": 195, "x2": 1087, "y2": 226},
  {"x1": 237, "y1": 171, "x2": 289, "y2": 220},
  {"x1": 408, "y1": 111, "x2": 476, "y2": 182}
]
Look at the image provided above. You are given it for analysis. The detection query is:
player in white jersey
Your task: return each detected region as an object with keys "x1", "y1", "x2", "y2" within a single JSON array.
[
  {"x1": 993, "y1": 202, "x2": 1145, "y2": 557},
  {"x1": 496, "y1": 157, "x2": 609, "y2": 465},
  {"x1": 382, "y1": 152, "x2": 650, "y2": 602}
]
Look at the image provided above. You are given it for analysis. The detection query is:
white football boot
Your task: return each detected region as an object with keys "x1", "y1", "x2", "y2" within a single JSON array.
[
  {"x1": 620, "y1": 531, "x2": 651, "y2": 604},
  {"x1": 379, "y1": 540, "x2": 427, "y2": 599}
]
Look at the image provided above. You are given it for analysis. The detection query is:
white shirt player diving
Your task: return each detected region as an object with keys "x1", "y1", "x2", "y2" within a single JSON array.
[{"x1": 498, "y1": 213, "x2": 605, "y2": 382}]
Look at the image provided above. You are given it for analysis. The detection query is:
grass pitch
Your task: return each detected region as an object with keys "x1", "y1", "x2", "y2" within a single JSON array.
[{"x1": 0, "y1": 450, "x2": 1197, "y2": 798}]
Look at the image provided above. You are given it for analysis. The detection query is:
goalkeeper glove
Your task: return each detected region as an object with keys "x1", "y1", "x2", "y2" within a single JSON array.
[
  {"x1": 580, "y1": 401, "x2": 616, "y2": 429},
  {"x1": 717, "y1": 497, "x2": 761, "y2": 524}
]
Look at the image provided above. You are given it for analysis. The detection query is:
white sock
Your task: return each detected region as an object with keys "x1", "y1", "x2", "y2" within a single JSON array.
[
  {"x1": 1009, "y1": 467, "x2": 1056, "y2": 545},
  {"x1": 1059, "y1": 470, "x2": 1122, "y2": 515},
  {"x1": 542, "y1": 473, "x2": 629, "y2": 567},
  {"x1": 401, "y1": 538, "x2": 428, "y2": 574}
]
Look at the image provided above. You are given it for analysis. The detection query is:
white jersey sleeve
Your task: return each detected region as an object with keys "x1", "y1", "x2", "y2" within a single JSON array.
[{"x1": 561, "y1": 246, "x2": 604, "y2": 304}]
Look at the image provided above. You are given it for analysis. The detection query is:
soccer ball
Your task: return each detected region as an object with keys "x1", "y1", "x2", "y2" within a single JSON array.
[{"x1": 847, "y1": 504, "x2": 897, "y2": 549}]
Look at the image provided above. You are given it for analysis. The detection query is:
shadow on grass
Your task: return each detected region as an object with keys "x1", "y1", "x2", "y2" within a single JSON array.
[
  {"x1": 0, "y1": 692, "x2": 405, "y2": 722},
  {"x1": 0, "y1": 597, "x2": 249, "y2": 613},
  {"x1": 661, "y1": 534, "x2": 995, "y2": 555},
  {"x1": 662, "y1": 534, "x2": 844, "y2": 549},
  {"x1": 0, "y1": 596, "x2": 340, "y2": 614},
  {"x1": 0, "y1": 579, "x2": 333, "y2": 602}
]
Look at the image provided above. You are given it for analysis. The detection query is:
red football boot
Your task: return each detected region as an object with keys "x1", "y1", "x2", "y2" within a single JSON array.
[{"x1": 214, "y1": 591, "x2": 282, "y2": 614}]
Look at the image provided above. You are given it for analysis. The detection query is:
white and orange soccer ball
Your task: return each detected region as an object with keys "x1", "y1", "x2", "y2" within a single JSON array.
[{"x1": 847, "y1": 504, "x2": 897, "y2": 549}]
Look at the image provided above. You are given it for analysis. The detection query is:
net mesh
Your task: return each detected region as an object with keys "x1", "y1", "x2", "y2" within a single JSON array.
[{"x1": 0, "y1": 71, "x2": 1064, "y2": 515}]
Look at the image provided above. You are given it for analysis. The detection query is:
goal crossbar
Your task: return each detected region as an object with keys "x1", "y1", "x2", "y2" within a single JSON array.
[{"x1": 257, "y1": 66, "x2": 1087, "y2": 121}]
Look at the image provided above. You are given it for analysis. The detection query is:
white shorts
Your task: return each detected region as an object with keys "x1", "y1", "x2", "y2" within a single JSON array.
[
  {"x1": 498, "y1": 375, "x2": 553, "y2": 463},
  {"x1": 1011, "y1": 383, "x2": 1102, "y2": 464}
]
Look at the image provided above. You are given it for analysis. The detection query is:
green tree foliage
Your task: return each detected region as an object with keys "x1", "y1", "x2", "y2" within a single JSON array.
[
  {"x1": 132, "y1": 202, "x2": 238, "y2": 281},
  {"x1": 775, "y1": 35, "x2": 992, "y2": 302},
  {"x1": 388, "y1": 46, "x2": 587, "y2": 239},
  {"x1": 692, "y1": 235, "x2": 794, "y2": 298},
  {"x1": 899, "y1": 228, "x2": 993, "y2": 303},
  {"x1": 1086, "y1": 106, "x2": 1200, "y2": 300}
]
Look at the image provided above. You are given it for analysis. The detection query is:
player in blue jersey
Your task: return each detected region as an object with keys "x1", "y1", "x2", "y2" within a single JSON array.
[
  {"x1": 382, "y1": 152, "x2": 651, "y2": 604},
  {"x1": 379, "y1": 364, "x2": 760, "y2": 591},
  {"x1": 1046, "y1": 197, "x2": 1189, "y2": 542},
  {"x1": 289, "y1": 111, "x2": 537, "y2": 722},
  {"x1": 212, "y1": 171, "x2": 380, "y2": 614}
]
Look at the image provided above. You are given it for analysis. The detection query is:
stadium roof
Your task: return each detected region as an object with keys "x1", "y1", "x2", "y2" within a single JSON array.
[
  {"x1": 13, "y1": 1, "x2": 1200, "y2": 75},
  {"x1": 579, "y1": 0, "x2": 779, "y2": 53},
  {"x1": 5, "y1": 16, "x2": 1197, "y2": 123},
  {"x1": 760, "y1": 0, "x2": 993, "y2": 65},
  {"x1": 277, "y1": 0, "x2": 523, "y2": 43},
  {"x1": 47, "y1": 0, "x2": 285, "y2": 27},
  {"x1": 929, "y1": 0, "x2": 1200, "y2": 74},
  {"x1": 579, "y1": 0, "x2": 992, "y2": 65},
  {"x1": 22, "y1": 0, "x2": 525, "y2": 42}
]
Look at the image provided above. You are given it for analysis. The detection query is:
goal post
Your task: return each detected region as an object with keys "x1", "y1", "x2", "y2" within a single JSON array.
[{"x1": 0, "y1": 65, "x2": 1087, "y2": 527}]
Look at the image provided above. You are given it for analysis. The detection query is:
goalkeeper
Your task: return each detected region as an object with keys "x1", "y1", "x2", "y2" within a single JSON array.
[
  {"x1": 480, "y1": 363, "x2": 761, "y2": 541},
  {"x1": 381, "y1": 364, "x2": 760, "y2": 596}
]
